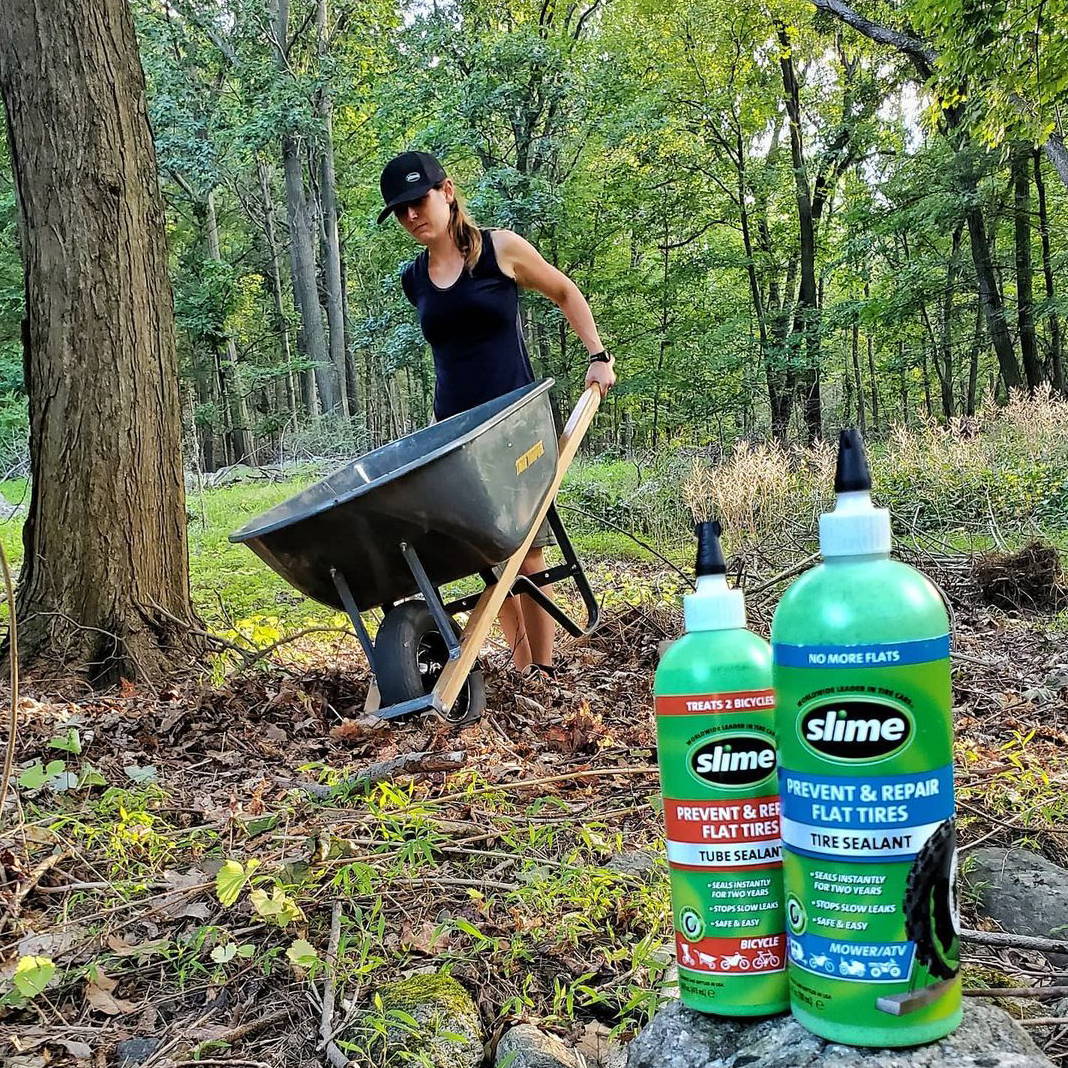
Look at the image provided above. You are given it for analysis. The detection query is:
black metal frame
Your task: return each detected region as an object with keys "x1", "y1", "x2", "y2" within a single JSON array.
[{"x1": 329, "y1": 505, "x2": 599, "y2": 720}]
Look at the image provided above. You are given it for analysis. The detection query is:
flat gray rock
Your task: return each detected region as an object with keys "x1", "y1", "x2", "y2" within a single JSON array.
[
  {"x1": 625, "y1": 1000, "x2": 1054, "y2": 1068},
  {"x1": 113, "y1": 1037, "x2": 162, "y2": 1066},
  {"x1": 495, "y1": 1024, "x2": 586, "y2": 1067},
  {"x1": 604, "y1": 850, "x2": 664, "y2": 881},
  {"x1": 964, "y1": 848, "x2": 1068, "y2": 961}
]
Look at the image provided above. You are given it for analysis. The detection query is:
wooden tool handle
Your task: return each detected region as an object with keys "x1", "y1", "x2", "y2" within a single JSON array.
[{"x1": 433, "y1": 385, "x2": 601, "y2": 712}]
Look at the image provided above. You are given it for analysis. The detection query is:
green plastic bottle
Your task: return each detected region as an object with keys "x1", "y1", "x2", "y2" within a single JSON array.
[
  {"x1": 772, "y1": 430, "x2": 960, "y2": 1047},
  {"x1": 654, "y1": 520, "x2": 788, "y2": 1016}
]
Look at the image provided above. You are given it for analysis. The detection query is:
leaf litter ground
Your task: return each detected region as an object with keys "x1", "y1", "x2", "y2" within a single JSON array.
[{"x1": 1, "y1": 556, "x2": 1068, "y2": 1066}]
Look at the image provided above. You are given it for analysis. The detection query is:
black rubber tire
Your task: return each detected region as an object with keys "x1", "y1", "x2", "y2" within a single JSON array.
[
  {"x1": 374, "y1": 600, "x2": 486, "y2": 725},
  {"x1": 904, "y1": 818, "x2": 960, "y2": 980}
]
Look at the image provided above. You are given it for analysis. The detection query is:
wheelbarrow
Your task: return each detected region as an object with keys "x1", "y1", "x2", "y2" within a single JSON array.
[{"x1": 229, "y1": 379, "x2": 601, "y2": 723}]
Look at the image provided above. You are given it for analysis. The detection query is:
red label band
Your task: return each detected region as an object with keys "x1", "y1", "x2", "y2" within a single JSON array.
[
  {"x1": 656, "y1": 690, "x2": 776, "y2": 716},
  {"x1": 675, "y1": 933, "x2": 786, "y2": 974},
  {"x1": 664, "y1": 794, "x2": 781, "y2": 844}
]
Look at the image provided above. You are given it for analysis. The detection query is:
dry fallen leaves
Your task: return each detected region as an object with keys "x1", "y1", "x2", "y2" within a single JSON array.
[{"x1": 85, "y1": 968, "x2": 138, "y2": 1016}]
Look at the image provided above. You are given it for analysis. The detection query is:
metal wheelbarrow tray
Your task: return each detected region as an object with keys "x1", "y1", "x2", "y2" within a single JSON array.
[{"x1": 230, "y1": 379, "x2": 601, "y2": 722}]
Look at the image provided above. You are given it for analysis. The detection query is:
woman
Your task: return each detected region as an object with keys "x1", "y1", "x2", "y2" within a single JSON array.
[{"x1": 378, "y1": 150, "x2": 616, "y2": 676}]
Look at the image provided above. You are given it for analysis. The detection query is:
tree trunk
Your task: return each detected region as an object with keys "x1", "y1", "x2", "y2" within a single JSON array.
[
  {"x1": 651, "y1": 231, "x2": 670, "y2": 446},
  {"x1": 966, "y1": 306, "x2": 983, "y2": 415},
  {"x1": 1012, "y1": 146, "x2": 1043, "y2": 390},
  {"x1": 966, "y1": 201, "x2": 1023, "y2": 392},
  {"x1": 1033, "y1": 148, "x2": 1064, "y2": 393},
  {"x1": 257, "y1": 160, "x2": 298, "y2": 427},
  {"x1": 921, "y1": 342, "x2": 933, "y2": 417},
  {"x1": 316, "y1": 0, "x2": 349, "y2": 419},
  {"x1": 778, "y1": 23, "x2": 822, "y2": 442},
  {"x1": 205, "y1": 188, "x2": 253, "y2": 462},
  {"x1": 851, "y1": 313, "x2": 866, "y2": 434},
  {"x1": 865, "y1": 281, "x2": 879, "y2": 431},
  {"x1": 194, "y1": 372, "x2": 217, "y2": 472},
  {"x1": 0, "y1": 0, "x2": 200, "y2": 684},
  {"x1": 271, "y1": 0, "x2": 336, "y2": 414},
  {"x1": 340, "y1": 254, "x2": 360, "y2": 421},
  {"x1": 938, "y1": 225, "x2": 961, "y2": 418},
  {"x1": 899, "y1": 341, "x2": 909, "y2": 424}
]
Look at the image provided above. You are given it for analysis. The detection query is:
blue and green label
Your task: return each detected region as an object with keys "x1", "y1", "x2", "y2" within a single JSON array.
[{"x1": 773, "y1": 636, "x2": 960, "y2": 1040}]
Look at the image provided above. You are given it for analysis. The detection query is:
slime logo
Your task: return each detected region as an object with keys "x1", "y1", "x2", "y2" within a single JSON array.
[
  {"x1": 800, "y1": 699, "x2": 913, "y2": 760},
  {"x1": 689, "y1": 734, "x2": 777, "y2": 788}
]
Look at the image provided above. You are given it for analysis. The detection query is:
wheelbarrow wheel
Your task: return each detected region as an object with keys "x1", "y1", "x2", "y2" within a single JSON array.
[{"x1": 374, "y1": 600, "x2": 486, "y2": 725}]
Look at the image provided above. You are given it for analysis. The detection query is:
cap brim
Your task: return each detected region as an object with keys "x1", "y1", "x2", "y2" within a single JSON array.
[{"x1": 377, "y1": 183, "x2": 434, "y2": 224}]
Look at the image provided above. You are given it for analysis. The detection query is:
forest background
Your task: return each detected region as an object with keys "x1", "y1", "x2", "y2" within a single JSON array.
[{"x1": 6, "y1": 0, "x2": 1067, "y2": 472}]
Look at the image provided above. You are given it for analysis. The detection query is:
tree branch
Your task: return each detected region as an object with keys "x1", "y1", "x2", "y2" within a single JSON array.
[{"x1": 808, "y1": 0, "x2": 936, "y2": 79}]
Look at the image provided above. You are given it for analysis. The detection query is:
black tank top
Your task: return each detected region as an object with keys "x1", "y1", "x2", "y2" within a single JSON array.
[{"x1": 401, "y1": 229, "x2": 535, "y2": 420}]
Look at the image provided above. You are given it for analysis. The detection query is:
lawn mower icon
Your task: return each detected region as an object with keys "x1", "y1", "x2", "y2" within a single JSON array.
[{"x1": 838, "y1": 959, "x2": 867, "y2": 977}]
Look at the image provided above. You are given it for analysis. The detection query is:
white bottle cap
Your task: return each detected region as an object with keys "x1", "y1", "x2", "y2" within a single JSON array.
[
  {"x1": 819, "y1": 490, "x2": 892, "y2": 557},
  {"x1": 684, "y1": 573, "x2": 747, "y2": 631}
]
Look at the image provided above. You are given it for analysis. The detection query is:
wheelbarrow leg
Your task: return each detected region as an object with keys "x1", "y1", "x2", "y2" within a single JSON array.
[
  {"x1": 432, "y1": 387, "x2": 601, "y2": 714},
  {"x1": 399, "y1": 541, "x2": 460, "y2": 659},
  {"x1": 330, "y1": 567, "x2": 376, "y2": 669}
]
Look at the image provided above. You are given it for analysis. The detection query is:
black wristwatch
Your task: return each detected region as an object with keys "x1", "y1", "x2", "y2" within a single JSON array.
[{"x1": 588, "y1": 350, "x2": 612, "y2": 364}]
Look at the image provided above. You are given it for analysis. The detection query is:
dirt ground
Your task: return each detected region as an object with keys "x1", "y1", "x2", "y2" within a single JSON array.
[{"x1": 1, "y1": 555, "x2": 1067, "y2": 1066}]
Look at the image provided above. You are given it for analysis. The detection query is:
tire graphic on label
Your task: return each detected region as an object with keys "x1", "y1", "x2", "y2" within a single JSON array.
[{"x1": 903, "y1": 818, "x2": 960, "y2": 981}]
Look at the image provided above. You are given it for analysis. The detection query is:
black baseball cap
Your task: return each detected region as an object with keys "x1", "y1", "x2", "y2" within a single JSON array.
[{"x1": 377, "y1": 151, "x2": 447, "y2": 223}]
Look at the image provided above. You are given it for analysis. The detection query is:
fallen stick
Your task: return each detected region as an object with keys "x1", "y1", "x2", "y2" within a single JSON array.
[
  {"x1": 965, "y1": 986, "x2": 1068, "y2": 998},
  {"x1": 747, "y1": 554, "x2": 820, "y2": 597},
  {"x1": 429, "y1": 765, "x2": 658, "y2": 806},
  {"x1": 962, "y1": 928, "x2": 1068, "y2": 955},
  {"x1": 1017, "y1": 1017, "x2": 1068, "y2": 1027},
  {"x1": 319, "y1": 899, "x2": 348, "y2": 1068},
  {"x1": 4, "y1": 850, "x2": 69, "y2": 923},
  {"x1": 182, "y1": 1009, "x2": 291, "y2": 1059},
  {"x1": 174, "y1": 1061, "x2": 272, "y2": 1067},
  {"x1": 297, "y1": 750, "x2": 467, "y2": 799}
]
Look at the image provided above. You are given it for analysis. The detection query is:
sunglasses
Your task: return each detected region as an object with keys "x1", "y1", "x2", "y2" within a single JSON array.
[{"x1": 393, "y1": 184, "x2": 446, "y2": 218}]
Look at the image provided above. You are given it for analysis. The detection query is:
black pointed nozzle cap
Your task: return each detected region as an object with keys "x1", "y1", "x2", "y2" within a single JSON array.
[
  {"x1": 834, "y1": 428, "x2": 873, "y2": 493},
  {"x1": 695, "y1": 520, "x2": 727, "y2": 578}
]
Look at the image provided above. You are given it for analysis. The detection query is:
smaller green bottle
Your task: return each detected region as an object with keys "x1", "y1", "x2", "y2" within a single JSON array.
[{"x1": 654, "y1": 520, "x2": 788, "y2": 1016}]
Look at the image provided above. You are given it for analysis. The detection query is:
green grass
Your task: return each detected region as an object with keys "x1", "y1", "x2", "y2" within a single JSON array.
[
  {"x1": 186, "y1": 476, "x2": 336, "y2": 628},
  {"x1": 1, "y1": 426, "x2": 1067, "y2": 639},
  {"x1": 0, "y1": 464, "x2": 687, "y2": 640}
]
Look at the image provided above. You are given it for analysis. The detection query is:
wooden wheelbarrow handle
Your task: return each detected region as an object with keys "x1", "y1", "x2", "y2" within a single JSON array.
[{"x1": 433, "y1": 386, "x2": 601, "y2": 712}]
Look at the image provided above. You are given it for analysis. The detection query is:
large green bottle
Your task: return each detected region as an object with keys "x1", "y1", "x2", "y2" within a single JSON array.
[
  {"x1": 654, "y1": 521, "x2": 788, "y2": 1016},
  {"x1": 772, "y1": 430, "x2": 960, "y2": 1047}
]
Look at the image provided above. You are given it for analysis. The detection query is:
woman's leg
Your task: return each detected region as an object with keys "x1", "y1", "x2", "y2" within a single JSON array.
[
  {"x1": 498, "y1": 595, "x2": 533, "y2": 672},
  {"x1": 518, "y1": 547, "x2": 556, "y2": 668}
]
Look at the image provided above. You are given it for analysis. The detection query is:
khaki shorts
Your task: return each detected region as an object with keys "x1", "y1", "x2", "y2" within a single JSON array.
[{"x1": 530, "y1": 517, "x2": 555, "y2": 551}]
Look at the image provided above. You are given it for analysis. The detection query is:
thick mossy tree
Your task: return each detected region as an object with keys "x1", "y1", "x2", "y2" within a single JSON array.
[{"x1": 0, "y1": 0, "x2": 200, "y2": 684}]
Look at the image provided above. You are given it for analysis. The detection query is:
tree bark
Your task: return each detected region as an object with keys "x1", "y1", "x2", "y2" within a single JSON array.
[
  {"x1": 938, "y1": 225, "x2": 961, "y2": 417},
  {"x1": 778, "y1": 23, "x2": 822, "y2": 442},
  {"x1": 651, "y1": 217, "x2": 670, "y2": 446},
  {"x1": 205, "y1": 188, "x2": 253, "y2": 461},
  {"x1": 966, "y1": 200, "x2": 1023, "y2": 391},
  {"x1": 316, "y1": 0, "x2": 349, "y2": 419},
  {"x1": 1012, "y1": 146, "x2": 1043, "y2": 390},
  {"x1": 967, "y1": 306, "x2": 983, "y2": 415},
  {"x1": 257, "y1": 161, "x2": 299, "y2": 425},
  {"x1": 1033, "y1": 148, "x2": 1064, "y2": 393},
  {"x1": 271, "y1": 0, "x2": 337, "y2": 414},
  {"x1": 0, "y1": 0, "x2": 200, "y2": 684}
]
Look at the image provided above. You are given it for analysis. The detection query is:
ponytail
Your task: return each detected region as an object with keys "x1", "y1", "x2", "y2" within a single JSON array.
[{"x1": 446, "y1": 189, "x2": 483, "y2": 273}]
